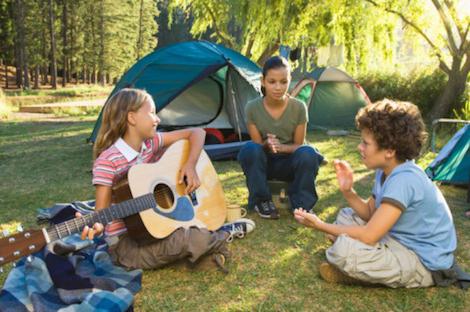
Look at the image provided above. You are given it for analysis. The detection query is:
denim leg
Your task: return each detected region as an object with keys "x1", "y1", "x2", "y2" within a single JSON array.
[
  {"x1": 237, "y1": 142, "x2": 271, "y2": 209},
  {"x1": 287, "y1": 145, "x2": 323, "y2": 211}
]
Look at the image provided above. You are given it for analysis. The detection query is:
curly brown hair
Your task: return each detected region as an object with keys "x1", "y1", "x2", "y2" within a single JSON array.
[{"x1": 355, "y1": 99, "x2": 428, "y2": 162}]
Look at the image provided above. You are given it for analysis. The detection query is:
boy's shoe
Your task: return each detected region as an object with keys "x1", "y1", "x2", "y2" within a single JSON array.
[
  {"x1": 319, "y1": 262, "x2": 370, "y2": 285},
  {"x1": 254, "y1": 200, "x2": 279, "y2": 219},
  {"x1": 220, "y1": 218, "x2": 256, "y2": 242}
]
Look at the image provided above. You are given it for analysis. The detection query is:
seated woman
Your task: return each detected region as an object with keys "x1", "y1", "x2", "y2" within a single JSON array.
[{"x1": 238, "y1": 56, "x2": 324, "y2": 219}]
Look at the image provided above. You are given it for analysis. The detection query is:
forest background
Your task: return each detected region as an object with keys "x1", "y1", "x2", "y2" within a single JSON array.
[{"x1": 0, "y1": 0, "x2": 469, "y2": 120}]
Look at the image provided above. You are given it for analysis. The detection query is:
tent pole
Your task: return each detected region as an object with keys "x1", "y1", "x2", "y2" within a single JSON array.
[{"x1": 231, "y1": 88, "x2": 242, "y2": 142}]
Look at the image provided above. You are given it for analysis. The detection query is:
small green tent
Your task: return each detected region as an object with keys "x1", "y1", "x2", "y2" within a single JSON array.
[{"x1": 290, "y1": 67, "x2": 370, "y2": 130}]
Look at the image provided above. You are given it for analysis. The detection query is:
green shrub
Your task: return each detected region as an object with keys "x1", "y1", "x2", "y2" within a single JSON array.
[
  {"x1": 357, "y1": 69, "x2": 467, "y2": 117},
  {"x1": 453, "y1": 99, "x2": 470, "y2": 121}
]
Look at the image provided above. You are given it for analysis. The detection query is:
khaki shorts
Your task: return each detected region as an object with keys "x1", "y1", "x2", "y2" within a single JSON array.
[
  {"x1": 109, "y1": 227, "x2": 228, "y2": 270},
  {"x1": 326, "y1": 208, "x2": 434, "y2": 288}
]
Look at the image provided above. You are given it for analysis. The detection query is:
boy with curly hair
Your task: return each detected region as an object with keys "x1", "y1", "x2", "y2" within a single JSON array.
[{"x1": 295, "y1": 99, "x2": 464, "y2": 288}]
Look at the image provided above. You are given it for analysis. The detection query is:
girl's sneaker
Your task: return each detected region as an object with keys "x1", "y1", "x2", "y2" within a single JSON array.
[{"x1": 219, "y1": 218, "x2": 256, "y2": 242}]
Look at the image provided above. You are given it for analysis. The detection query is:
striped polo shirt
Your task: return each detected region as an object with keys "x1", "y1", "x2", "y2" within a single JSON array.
[{"x1": 92, "y1": 133, "x2": 164, "y2": 236}]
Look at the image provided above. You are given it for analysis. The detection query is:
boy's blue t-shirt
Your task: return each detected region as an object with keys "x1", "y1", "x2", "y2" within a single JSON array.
[{"x1": 372, "y1": 160, "x2": 457, "y2": 271}]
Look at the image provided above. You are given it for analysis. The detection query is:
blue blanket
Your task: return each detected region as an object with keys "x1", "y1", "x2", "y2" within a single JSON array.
[{"x1": 0, "y1": 202, "x2": 142, "y2": 312}]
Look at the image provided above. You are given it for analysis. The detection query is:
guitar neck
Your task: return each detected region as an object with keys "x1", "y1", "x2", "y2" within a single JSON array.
[{"x1": 45, "y1": 193, "x2": 155, "y2": 242}]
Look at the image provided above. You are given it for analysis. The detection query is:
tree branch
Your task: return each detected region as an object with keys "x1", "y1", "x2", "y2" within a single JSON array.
[
  {"x1": 364, "y1": 0, "x2": 450, "y2": 71},
  {"x1": 202, "y1": 3, "x2": 234, "y2": 48},
  {"x1": 463, "y1": 47, "x2": 470, "y2": 73},
  {"x1": 431, "y1": 0, "x2": 458, "y2": 55},
  {"x1": 444, "y1": 0, "x2": 468, "y2": 42}
]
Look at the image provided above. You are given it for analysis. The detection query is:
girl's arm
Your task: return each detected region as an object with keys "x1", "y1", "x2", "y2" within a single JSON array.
[
  {"x1": 294, "y1": 202, "x2": 402, "y2": 245},
  {"x1": 79, "y1": 185, "x2": 110, "y2": 240},
  {"x1": 161, "y1": 128, "x2": 205, "y2": 194}
]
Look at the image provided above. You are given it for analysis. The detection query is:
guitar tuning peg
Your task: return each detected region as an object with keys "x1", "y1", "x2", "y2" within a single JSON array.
[
  {"x1": 12, "y1": 263, "x2": 16, "y2": 268},
  {"x1": 17, "y1": 224, "x2": 24, "y2": 232},
  {"x1": 2, "y1": 230, "x2": 9, "y2": 237},
  {"x1": 0, "y1": 267, "x2": 3, "y2": 273},
  {"x1": 26, "y1": 256, "x2": 33, "y2": 263}
]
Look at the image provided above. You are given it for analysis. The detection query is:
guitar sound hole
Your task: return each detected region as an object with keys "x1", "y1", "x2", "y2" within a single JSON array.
[{"x1": 154, "y1": 184, "x2": 174, "y2": 210}]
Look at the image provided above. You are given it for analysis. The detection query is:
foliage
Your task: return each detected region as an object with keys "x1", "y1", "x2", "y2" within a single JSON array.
[
  {"x1": 453, "y1": 98, "x2": 470, "y2": 121},
  {"x1": 1, "y1": 0, "x2": 158, "y2": 88},
  {"x1": 169, "y1": 0, "x2": 397, "y2": 71},
  {"x1": 358, "y1": 69, "x2": 455, "y2": 116},
  {"x1": 364, "y1": 0, "x2": 470, "y2": 119},
  {"x1": 1, "y1": 119, "x2": 469, "y2": 310}
]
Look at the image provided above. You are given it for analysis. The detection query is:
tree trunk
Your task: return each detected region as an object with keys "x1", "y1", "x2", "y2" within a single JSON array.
[
  {"x1": 69, "y1": 1, "x2": 76, "y2": 84},
  {"x1": 92, "y1": 67, "x2": 96, "y2": 84},
  {"x1": 62, "y1": 0, "x2": 68, "y2": 87},
  {"x1": 428, "y1": 69, "x2": 469, "y2": 121},
  {"x1": 14, "y1": 0, "x2": 27, "y2": 88},
  {"x1": 256, "y1": 43, "x2": 281, "y2": 66},
  {"x1": 98, "y1": 0, "x2": 105, "y2": 86},
  {"x1": 4, "y1": 63, "x2": 9, "y2": 89},
  {"x1": 34, "y1": 65, "x2": 40, "y2": 89},
  {"x1": 48, "y1": 0, "x2": 57, "y2": 89}
]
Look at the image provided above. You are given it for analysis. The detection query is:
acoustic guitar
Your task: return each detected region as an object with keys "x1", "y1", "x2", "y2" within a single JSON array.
[{"x1": 0, "y1": 139, "x2": 227, "y2": 266}]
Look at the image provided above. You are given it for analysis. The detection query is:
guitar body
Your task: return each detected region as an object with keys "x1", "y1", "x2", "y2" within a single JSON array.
[{"x1": 113, "y1": 139, "x2": 226, "y2": 242}]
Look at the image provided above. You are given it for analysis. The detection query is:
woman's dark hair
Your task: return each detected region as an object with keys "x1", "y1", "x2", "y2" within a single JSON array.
[{"x1": 261, "y1": 56, "x2": 291, "y2": 95}]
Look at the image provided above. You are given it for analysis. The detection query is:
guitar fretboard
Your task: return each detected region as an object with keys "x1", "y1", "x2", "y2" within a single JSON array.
[{"x1": 46, "y1": 193, "x2": 156, "y2": 242}]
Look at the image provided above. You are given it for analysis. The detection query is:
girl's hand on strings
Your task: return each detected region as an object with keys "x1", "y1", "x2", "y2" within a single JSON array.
[{"x1": 75, "y1": 212, "x2": 104, "y2": 240}]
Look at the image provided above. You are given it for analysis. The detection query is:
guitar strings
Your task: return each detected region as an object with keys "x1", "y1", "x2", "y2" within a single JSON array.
[{"x1": 54, "y1": 186, "x2": 193, "y2": 237}]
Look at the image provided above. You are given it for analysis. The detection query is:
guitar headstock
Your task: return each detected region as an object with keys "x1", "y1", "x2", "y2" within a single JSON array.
[{"x1": 0, "y1": 228, "x2": 46, "y2": 267}]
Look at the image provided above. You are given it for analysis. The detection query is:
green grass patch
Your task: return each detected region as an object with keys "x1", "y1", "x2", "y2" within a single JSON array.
[
  {"x1": 0, "y1": 120, "x2": 469, "y2": 311},
  {"x1": 4, "y1": 85, "x2": 112, "y2": 107},
  {"x1": 49, "y1": 105, "x2": 103, "y2": 117}
]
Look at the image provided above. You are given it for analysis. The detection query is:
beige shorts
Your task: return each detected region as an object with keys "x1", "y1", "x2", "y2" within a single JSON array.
[
  {"x1": 109, "y1": 227, "x2": 228, "y2": 270},
  {"x1": 326, "y1": 208, "x2": 434, "y2": 288}
]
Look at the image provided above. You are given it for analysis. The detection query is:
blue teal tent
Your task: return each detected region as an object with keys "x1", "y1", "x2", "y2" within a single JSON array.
[
  {"x1": 426, "y1": 125, "x2": 470, "y2": 202},
  {"x1": 89, "y1": 41, "x2": 261, "y2": 159}
]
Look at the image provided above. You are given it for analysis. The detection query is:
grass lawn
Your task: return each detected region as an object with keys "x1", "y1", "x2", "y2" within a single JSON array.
[
  {"x1": 4, "y1": 85, "x2": 112, "y2": 107},
  {"x1": 0, "y1": 117, "x2": 469, "y2": 311}
]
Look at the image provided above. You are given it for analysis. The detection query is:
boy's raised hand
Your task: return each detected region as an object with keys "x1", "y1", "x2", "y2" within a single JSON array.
[{"x1": 334, "y1": 160, "x2": 354, "y2": 193}]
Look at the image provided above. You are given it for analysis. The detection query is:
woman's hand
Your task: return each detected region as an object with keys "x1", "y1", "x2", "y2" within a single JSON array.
[
  {"x1": 265, "y1": 133, "x2": 282, "y2": 153},
  {"x1": 294, "y1": 208, "x2": 322, "y2": 229},
  {"x1": 333, "y1": 160, "x2": 354, "y2": 193},
  {"x1": 179, "y1": 163, "x2": 201, "y2": 194},
  {"x1": 75, "y1": 212, "x2": 104, "y2": 240}
]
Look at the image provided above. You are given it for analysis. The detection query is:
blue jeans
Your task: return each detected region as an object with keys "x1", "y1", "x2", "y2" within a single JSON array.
[{"x1": 238, "y1": 142, "x2": 324, "y2": 211}]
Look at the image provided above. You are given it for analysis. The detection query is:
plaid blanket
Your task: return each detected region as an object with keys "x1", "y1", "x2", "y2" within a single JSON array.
[{"x1": 0, "y1": 202, "x2": 142, "y2": 312}]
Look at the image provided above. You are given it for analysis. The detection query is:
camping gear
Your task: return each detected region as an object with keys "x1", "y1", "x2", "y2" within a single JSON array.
[
  {"x1": 290, "y1": 67, "x2": 370, "y2": 130},
  {"x1": 226, "y1": 204, "x2": 247, "y2": 222},
  {"x1": 89, "y1": 40, "x2": 261, "y2": 160},
  {"x1": 426, "y1": 124, "x2": 470, "y2": 202}
]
